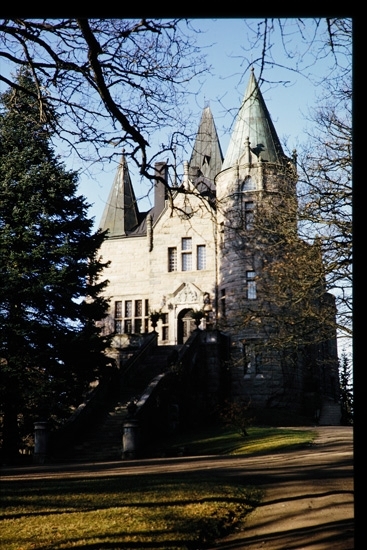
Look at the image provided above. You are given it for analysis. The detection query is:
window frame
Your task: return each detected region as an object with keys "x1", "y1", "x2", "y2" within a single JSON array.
[
  {"x1": 241, "y1": 176, "x2": 256, "y2": 191},
  {"x1": 181, "y1": 237, "x2": 192, "y2": 271},
  {"x1": 246, "y1": 271, "x2": 257, "y2": 300},
  {"x1": 244, "y1": 200, "x2": 254, "y2": 230},
  {"x1": 197, "y1": 244, "x2": 206, "y2": 270},
  {"x1": 161, "y1": 312, "x2": 169, "y2": 341},
  {"x1": 168, "y1": 247, "x2": 177, "y2": 272},
  {"x1": 243, "y1": 341, "x2": 262, "y2": 375},
  {"x1": 113, "y1": 298, "x2": 149, "y2": 335},
  {"x1": 220, "y1": 288, "x2": 226, "y2": 317}
]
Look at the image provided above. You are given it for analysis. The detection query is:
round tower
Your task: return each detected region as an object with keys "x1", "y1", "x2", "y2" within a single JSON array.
[{"x1": 215, "y1": 70, "x2": 298, "y2": 406}]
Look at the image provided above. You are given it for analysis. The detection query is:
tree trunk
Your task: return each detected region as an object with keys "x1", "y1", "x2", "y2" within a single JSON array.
[{"x1": 2, "y1": 401, "x2": 20, "y2": 464}]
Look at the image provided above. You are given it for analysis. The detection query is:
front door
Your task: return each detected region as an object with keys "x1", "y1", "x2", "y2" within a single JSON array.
[{"x1": 177, "y1": 309, "x2": 196, "y2": 344}]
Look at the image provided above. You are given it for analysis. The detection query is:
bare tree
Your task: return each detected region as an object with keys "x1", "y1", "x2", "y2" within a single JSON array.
[
  {"x1": 238, "y1": 18, "x2": 350, "y2": 88},
  {"x1": 297, "y1": 86, "x2": 352, "y2": 341},
  {"x1": 220, "y1": 159, "x2": 337, "y2": 352},
  {"x1": 296, "y1": 20, "x2": 352, "y2": 342},
  {"x1": 0, "y1": 18, "x2": 207, "y2": 178},
  {"x1": 236, "y1": 18, "x2": 352, "y2": 343},
  {"x1": 0, "y1": 17, "x2": 352, "y2": 342}
]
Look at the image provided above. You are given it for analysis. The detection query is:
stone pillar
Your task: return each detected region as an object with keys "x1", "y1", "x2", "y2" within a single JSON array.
[
  {"x1": 203, "y1": 330, "x2": 221, "y2": 403},
  {"x1": 122, "y1": 419, "x2": 141, "y2": 459},
  {"x1": 33, "y1": 421, "x2": 49, "y2": 464}
]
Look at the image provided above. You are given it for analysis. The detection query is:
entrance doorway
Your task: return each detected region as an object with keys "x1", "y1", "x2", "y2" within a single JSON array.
[{"x1": 177, "y1": 309, "x2": 196, "y2": 344}]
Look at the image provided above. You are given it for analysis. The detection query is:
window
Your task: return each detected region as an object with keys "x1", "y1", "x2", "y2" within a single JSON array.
[
  {"x1": 168, "y1": 247, "x2": 177, "y2": 272},
  {"x1": 134, "y1": 319, "x2": 142, "y2": 334},
  {"x1": 161, "y1": 313, "x2": 169, "y2": 341},
  {"x1": 242, "y1": 176, "x2": 256, "y2": 191},
  {"x1": 124, "y1": 319, "x2": 132, "y2": 334},
  {"x1": 144, "y1": 300, "x2": 149, "y2": 332},
  {"x1": 244, "y1": 201, "x2": 254, "y2": 230},
  {"x1": 181, "y1": 237, "x2": 192, "y2": 271},
  {"x1": 246, "y1": 271, "x2": 257, "y2": 300},
  {"x1": 135, "y1": 300, "x2": 142, "y2": 317},
  {"x1": 182, "y1": 237, "x2": 191, "y2": 250},
  {"x1": 125, "y1": 300, "x2": 132, "y2": 317},
  {"x1": 114, "y1": 301, "x2": 123, "y2": 333},
  {"x1": 220, "y1": 289, "x2": 226, "y2": 317},
  {"x1": 197, "y1": 245, "x2": 206, "y2": 270},
  {"x1": 124, "y1": 300, "x2": 132, "y2": 333},
  {"x1": 115, "y1": 301, "x2": 122, "y2": 318},
  {"x1": 113, "y1": 298, "x2": 148, "y2": 335},
  {"x1": 182, "y1": 253, "x2": 192, "y2": 271},
  {"x1": 169, "y1": 239, "x2": 206, "y2": 272},
  {"x1": 243, "y1": 342, "x2": 262, "y2": 375},
  {"x1": 134, "y1": 300, "x2": 142, "y2": 333},
  {"x1": 115, "y1": 320, "x2": 122, "y2": 334}
]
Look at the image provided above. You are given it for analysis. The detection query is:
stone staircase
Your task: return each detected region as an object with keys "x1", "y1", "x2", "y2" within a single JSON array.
[
  {"x1": 319, "y1": 397, "x2": 342, "y2": 426},
  {"x1": 56, "y1": 345, "x2": 180, "y2": 463}
]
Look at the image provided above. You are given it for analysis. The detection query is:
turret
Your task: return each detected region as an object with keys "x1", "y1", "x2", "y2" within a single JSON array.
[
  {"x1": 99, "y1": 152, "x2": 139, "y2": 237},
  {"x1": 189, "y1": 105, "x2": 223, "y2": 181},
  {"x1": 216, "y1": 70, "x2": 298, "y2": 334},
  {"x1": 222, "y1": 68, "x2": 289, "y2": 170}
]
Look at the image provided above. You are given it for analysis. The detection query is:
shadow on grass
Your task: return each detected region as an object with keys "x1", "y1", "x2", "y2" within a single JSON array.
[{"x1": 1, "y1": 473, "x2": 263, "y2": 549}]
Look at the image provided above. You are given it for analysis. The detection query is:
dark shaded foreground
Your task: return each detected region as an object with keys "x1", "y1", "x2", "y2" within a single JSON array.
[{"x1": 1, "y1": 426, "x2": 353, "y2": 549}]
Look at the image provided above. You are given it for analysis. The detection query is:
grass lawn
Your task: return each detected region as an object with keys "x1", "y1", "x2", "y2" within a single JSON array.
[
  {"x1": 0, "y1": 426, "x2": 316, "y2": 549},
  {"x1": 164, "y1": 425, "x2": 316, "y2": 457}
]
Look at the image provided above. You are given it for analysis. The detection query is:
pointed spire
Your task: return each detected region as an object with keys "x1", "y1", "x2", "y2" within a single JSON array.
[
  {"x1": 189, "y1": 106, "x2": 223, "y2": 181},
  {"x1": 99, "y1": 152, "x2": 139, "y2": 236},
  {"x1": 222, "y1": 69, "x2": 286, "y2": 170}
]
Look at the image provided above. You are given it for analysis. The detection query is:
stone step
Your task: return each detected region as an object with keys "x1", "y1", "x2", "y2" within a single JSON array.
[{"x1": 57, "y1": 345, "x2": 181, "y2": 462}]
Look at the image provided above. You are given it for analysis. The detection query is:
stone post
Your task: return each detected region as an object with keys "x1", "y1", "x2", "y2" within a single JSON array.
[
  {"x1": 33, "y1": 421, "x2": 49, "y2": 464},
  {"x1": 203, "y1": 330, "x2": 221, "y2": 397},
  {"x1": 122, "y1": 419, "x2": 141, "y2": 459}
]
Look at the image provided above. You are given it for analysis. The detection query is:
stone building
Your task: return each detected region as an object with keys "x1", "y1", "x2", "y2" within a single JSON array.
[{"x1": 97, "y1": 70, "x2": 339, "y2": 413}]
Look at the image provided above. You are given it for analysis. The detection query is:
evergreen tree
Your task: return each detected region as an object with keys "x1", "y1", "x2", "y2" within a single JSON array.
[
  {"x1": 0, "y1": 69, "x2": 111, "y2": 463},
  {"x1": 339, "y1": 351, "x2": 353, "y2": 426}
]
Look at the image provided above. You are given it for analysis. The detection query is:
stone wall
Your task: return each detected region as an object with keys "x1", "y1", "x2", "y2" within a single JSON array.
[{"x1": 99, "y1": 188, "x2": 218, "y2": 346}]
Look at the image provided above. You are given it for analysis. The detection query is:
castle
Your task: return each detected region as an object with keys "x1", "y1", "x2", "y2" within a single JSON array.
[{"x1": 97, "y1": 69, "x2": 340, "y2": 414}]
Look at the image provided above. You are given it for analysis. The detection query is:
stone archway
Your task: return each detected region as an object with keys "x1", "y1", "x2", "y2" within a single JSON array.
[{"x1": 177, "y1": 308, "x2": 196, "y2": 344}]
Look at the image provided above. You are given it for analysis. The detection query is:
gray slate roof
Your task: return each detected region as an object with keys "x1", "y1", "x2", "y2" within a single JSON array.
[
  {"x1": 222, "y1": 69, "x2": 286, "y2": 169},
  {"x1": 189, "y1": 106, "x2": 223, "y2": 180},
  {"x1": 99, "y1": 73, "x2": 288, "y2": 238},
  {"x1": 99, "y1": 154, "x2": 139, "y2": 236}
]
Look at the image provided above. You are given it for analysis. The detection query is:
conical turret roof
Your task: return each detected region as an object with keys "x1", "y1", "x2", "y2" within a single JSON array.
[
  {"x1": 222, "y1": 69, "x2": 286, "y2": 169},
  {"x1": 100, "y1": 153, "x2": 139, "y2": 236},
  {"x1": 189, "y1": 106, "x2": 223, "y2": 180}
]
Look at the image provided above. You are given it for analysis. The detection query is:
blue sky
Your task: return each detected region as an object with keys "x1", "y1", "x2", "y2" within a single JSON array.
[
  {"x1": 0, "y1": 17, "x2": 351, "y2": 354},
  {"x1": 77, "y1": 18, "x2": 335, "y2": 228}
]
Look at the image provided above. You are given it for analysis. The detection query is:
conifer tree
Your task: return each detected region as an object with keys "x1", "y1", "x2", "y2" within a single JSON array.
[
  {"x1": 339, "y1": 351, "x2": 353, "y2": 425},
  {"x1": 0, "y1": 69, "x2": 111, "y2": 462}
]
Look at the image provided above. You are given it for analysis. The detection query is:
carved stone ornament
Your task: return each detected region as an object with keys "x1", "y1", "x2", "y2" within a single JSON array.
[{"x1": 173, "y1": 282, "x2": 202, "y2": 304}]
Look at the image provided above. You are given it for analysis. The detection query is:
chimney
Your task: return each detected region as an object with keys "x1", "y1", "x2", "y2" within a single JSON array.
[{"x1": 154, "y1": 161, "x2": 168, "y2": 216}]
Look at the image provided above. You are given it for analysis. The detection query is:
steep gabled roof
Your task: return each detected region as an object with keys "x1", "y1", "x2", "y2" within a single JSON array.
[
  {"x1": 222, "y1": 69, "x2": 286, "y2": 169},
  {"x1": 189, "y1": 106, "x2": 223, "y2": 181},
  {"x1": 99, "y1": 153, "x2": 139, "y2": 237}
]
